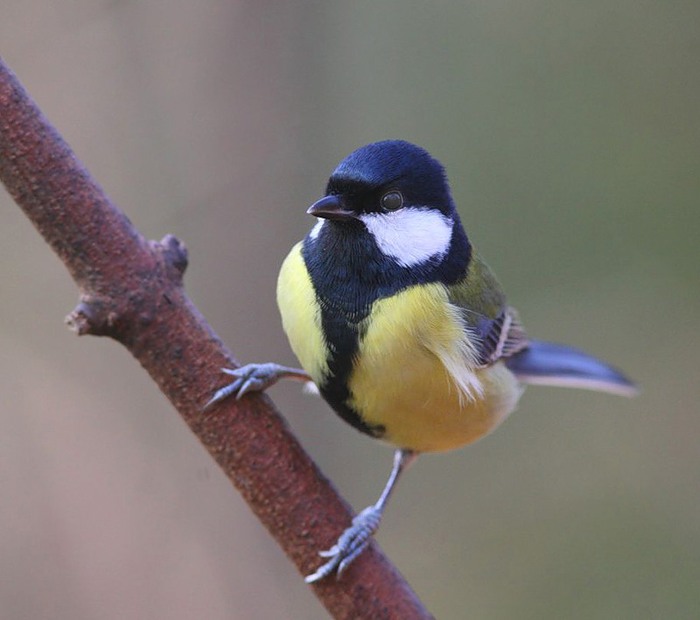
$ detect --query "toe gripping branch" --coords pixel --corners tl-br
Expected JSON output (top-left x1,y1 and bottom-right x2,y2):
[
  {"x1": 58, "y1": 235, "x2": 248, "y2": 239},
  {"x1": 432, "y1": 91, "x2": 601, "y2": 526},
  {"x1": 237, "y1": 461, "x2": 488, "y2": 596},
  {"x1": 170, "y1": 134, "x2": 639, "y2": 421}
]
[
  {"x1": 204, "y1": 362, "x2": 311, "y2": 409},
  {"x1": 306, "y1": 449, "x2": 418, "y2": 583}
]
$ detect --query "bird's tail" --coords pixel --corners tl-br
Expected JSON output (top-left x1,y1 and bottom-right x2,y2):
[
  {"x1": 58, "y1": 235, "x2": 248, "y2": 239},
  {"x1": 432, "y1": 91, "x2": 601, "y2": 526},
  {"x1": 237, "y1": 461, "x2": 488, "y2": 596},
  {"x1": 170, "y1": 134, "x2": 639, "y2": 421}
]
[{"x1": 504, "y1": 340, "x2": 638, "y2": 397}]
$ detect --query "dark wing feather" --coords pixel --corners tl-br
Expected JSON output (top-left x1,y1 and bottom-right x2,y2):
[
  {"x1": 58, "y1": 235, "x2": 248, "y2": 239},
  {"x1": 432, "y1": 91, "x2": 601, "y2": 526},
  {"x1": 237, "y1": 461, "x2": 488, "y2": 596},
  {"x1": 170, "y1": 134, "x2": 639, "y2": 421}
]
[{"x1": 473, "y1": 306, "x2": 529, "y2": 367}]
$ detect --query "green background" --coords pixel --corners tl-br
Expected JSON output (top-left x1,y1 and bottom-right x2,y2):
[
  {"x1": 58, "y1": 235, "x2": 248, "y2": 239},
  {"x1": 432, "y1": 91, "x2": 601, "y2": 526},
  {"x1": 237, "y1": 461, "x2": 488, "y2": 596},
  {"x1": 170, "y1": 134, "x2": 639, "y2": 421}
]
[{"x1": 1, "y1": 2, "x2": 698, "y2": 618}]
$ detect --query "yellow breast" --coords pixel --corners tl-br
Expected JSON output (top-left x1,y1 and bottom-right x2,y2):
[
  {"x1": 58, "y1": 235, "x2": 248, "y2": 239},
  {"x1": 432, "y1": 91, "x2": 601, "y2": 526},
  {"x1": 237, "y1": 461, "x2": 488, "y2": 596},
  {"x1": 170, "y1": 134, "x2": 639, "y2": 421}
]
[
  {"x1": 276, "y1": 242, "x2": 330, "y2": 384},
  {"x1": 348, "y1": 283, "x2": 522, "y2": 452}
]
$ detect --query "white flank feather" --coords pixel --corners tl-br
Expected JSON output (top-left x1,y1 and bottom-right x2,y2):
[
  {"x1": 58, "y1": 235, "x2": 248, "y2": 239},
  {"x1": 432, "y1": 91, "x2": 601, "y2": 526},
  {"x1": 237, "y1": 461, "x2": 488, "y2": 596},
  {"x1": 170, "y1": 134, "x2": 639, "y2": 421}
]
[{"x1": 431, "y1": 303, "x2": 484, "y2": 404}]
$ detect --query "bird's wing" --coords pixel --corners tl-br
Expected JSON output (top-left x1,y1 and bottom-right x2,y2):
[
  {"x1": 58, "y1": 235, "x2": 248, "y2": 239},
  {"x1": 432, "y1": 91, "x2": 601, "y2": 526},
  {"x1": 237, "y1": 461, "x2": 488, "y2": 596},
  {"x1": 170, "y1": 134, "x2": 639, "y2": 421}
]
[
  {"x1": 446, "y1": 253, "x2": 529, "y2": 369},
  {"x1": 472, "y1": 306, "x2": 529, "y2": 367}
]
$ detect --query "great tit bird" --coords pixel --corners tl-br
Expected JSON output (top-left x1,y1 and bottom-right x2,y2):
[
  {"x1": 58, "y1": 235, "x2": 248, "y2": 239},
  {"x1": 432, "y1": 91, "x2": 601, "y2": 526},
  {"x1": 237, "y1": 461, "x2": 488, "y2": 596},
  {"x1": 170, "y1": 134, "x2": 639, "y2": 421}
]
[{"x1": 206, "y1": 140, "x2": 637, "y2": 583}]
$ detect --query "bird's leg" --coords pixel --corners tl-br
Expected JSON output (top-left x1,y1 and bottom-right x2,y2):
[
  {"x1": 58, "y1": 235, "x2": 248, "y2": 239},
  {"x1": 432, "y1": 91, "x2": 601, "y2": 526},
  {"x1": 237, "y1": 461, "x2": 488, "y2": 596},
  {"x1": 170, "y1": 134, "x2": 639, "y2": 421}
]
[
  {"x1": 305, "y1": 448, "x2": 418, "y2": 583},
  {"x1": 204, "y1": 363, "x2": 312, "y2": 410}
]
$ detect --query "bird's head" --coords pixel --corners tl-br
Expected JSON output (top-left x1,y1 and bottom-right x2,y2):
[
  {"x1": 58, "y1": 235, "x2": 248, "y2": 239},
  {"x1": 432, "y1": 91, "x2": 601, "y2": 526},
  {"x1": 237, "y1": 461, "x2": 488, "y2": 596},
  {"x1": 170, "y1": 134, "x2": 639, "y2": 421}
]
[{"x1": 307, "y1": 140, "x2": 465, "y2": 270}]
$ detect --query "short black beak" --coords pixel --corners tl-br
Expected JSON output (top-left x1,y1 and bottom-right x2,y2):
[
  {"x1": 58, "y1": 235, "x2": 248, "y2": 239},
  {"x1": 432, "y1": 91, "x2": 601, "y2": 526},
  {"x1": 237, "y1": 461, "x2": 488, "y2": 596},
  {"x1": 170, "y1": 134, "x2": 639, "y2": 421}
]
[{"x1": 306, "y1": 195, "x2": 356, "y2": 221}]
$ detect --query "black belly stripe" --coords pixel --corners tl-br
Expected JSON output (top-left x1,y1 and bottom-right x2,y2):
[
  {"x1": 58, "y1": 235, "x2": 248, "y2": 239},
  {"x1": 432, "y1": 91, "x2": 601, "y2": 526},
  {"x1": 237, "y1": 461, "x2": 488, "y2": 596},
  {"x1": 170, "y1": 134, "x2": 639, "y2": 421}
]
[
  {"x1": 302, "y1": 218, "x2": 471, "y2": 439},
  {"x1": 305, "y1": 224, "x2": 385, "y2": 437}
]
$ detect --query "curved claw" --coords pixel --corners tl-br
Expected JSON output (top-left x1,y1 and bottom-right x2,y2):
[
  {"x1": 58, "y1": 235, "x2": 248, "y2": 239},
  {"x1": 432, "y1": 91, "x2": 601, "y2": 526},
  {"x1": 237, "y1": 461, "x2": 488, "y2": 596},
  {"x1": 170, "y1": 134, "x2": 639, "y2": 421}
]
[
  {"x1": 318, "y1": 546, "x2": 340, "y2": 559},
  {"x1": 203, "y1": 380, "x2": 243, "y2": 410},
  {"x1": 305, "y1": 554, "x2": 342, "y2": 584}
]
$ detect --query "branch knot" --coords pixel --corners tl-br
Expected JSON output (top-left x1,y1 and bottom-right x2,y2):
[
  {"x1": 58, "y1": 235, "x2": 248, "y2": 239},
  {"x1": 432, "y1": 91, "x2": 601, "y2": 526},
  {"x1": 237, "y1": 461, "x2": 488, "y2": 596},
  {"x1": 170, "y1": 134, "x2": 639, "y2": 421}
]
[{"x1": 153, "y1": 234, "x2": 188, "y2": 281}]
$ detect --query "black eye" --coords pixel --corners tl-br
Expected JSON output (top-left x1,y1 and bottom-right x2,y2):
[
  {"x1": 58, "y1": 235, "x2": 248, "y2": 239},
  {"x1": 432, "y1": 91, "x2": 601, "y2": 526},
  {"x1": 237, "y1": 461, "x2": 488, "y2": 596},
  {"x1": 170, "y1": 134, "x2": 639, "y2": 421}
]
[{"x1": 381, "y1": 190, "x2": 403, "y2": 211}]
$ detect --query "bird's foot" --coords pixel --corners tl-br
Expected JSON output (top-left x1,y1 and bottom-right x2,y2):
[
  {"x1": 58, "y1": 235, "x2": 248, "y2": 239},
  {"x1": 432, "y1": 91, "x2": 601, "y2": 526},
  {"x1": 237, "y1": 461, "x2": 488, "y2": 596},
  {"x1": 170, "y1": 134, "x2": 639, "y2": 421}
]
[
  {"x1": 305, "y1": 504, "x2": 383, "y2": 583},
  {"x1": 204, "y1": 363, "x2": 310, "y2": 409}
]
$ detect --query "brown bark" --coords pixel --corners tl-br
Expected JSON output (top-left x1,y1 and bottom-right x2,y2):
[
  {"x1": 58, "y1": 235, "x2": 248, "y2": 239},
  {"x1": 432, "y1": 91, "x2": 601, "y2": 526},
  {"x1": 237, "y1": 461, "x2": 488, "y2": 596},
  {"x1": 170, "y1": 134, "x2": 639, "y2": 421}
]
[{"x1": 0, "y1": 57, "x2": 433, "y2": 620}]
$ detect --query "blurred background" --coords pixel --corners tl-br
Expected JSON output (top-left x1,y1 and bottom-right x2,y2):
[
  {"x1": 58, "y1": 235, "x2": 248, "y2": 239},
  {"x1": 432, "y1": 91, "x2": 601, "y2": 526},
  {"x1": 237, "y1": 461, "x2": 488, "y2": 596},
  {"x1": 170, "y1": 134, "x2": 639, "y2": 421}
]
[{"x1": 1, "y1": 2, "x2": 699, "y2": 618}]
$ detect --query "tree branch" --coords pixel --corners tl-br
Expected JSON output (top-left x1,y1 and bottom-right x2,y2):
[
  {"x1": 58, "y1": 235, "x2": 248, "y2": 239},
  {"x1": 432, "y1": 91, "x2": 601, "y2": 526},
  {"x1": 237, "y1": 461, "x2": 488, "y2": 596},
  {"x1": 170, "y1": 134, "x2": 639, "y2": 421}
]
[{"x1": 0, "y1": 57, "x2": 433, "y2": 619}]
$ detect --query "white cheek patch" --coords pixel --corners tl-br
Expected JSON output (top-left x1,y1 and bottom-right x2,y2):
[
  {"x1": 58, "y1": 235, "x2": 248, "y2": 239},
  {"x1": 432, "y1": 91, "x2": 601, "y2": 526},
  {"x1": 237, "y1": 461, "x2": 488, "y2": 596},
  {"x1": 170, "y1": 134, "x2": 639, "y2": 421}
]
[{"x1": 360, "y1": 208, "x2": 453, "y2": 267}]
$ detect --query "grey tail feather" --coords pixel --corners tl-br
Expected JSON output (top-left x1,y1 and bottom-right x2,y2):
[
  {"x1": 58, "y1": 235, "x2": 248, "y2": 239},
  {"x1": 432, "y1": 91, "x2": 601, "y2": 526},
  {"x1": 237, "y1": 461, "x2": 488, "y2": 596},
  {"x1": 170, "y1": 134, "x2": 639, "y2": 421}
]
[{"x1": 504, "y1": 340, "x2": 638, "y2": 397}]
